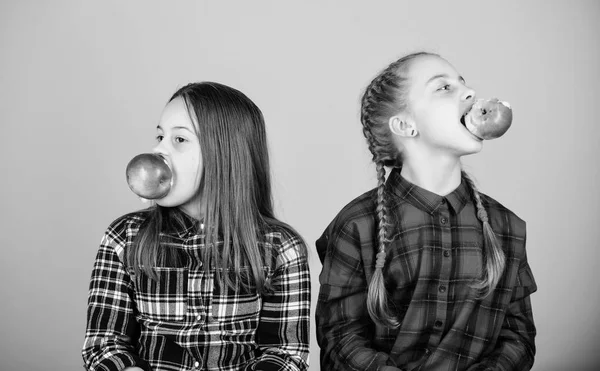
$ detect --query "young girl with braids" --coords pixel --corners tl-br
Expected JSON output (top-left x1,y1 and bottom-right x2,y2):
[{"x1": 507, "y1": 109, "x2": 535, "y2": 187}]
[
  {"x1": 316, "y1": 53, "x2": 536, "y2": 371},
  {"x1": 83, "y1": 82, "x2": 310, "y2": 371}
]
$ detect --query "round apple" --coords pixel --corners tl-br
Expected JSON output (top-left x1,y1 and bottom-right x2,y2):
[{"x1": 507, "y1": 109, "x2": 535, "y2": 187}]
[
  {"x1": 465, "y1": 98, "x2": 513, "y2": 140},
  {"x1": 125, "y1": 153, "x2": 173, "y2": 199}
]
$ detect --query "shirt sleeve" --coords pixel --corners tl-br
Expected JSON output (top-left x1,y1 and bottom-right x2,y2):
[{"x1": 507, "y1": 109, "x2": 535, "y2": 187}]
[
  {"x1": 315, "y1": 223, "x2": 394, "y2": 371},
  {"x1": 467, "y1": 236, "x2": 537, "y2": 371},
  {"x1": 82, "y1": 230, "x2": 151, "y2": 371},
  {"x1": 248, "y1": 233, "x2": 311, "y2": 371}
]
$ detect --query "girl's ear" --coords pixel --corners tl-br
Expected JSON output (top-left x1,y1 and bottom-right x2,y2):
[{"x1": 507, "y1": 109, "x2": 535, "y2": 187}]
[{"x1": 389, "y1": 115, "x2": 417, "y2": 137}]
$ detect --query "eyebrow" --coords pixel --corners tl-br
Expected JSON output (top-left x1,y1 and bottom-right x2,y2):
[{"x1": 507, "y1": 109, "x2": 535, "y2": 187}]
[
  {"x1": 156, "y1": 125, "x2": 194, "y2": 133},
  {"x1": 426, "y1": 74, "x2": 466, "y2": 85}
]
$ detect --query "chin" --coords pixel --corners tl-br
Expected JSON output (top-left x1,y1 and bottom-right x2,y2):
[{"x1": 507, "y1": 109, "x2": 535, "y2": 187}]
[
  {"x1": 154, "y1": 193, "x2": 185, "y2": 208},
  {"x1": 471, "y1": 140, "x2": 484, "y2": 152},
  {"x1": 461, "y1": 141, "x2": 483, "y2": 156},
  {"x1": 154, "y1": 198, "x2": 177, "y2": 208},
  {"x1": 452, "y1": 138, "x2": 483, "y2": 157}
]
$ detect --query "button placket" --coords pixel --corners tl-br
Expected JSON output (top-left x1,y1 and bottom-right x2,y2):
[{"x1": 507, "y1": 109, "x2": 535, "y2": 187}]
[
  {"x1": 436, "y1": 205, "x2": 451, "y2": 337},
  {"x1": 184, "y1": 236, "x2": 206, "y2": 324}
]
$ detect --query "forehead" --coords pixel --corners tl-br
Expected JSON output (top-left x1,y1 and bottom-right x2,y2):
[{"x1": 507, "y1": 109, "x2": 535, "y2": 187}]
[
  {"x1": 158, "y1": 97, "x2": 197, "y2": 130},
  {"x1": 406, "y1": 55, "x2": 461, "y2": 88}
]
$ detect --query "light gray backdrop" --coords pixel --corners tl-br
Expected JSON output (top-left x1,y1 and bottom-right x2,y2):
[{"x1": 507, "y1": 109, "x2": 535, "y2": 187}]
[{"x1": 1, "y1": 1, "x2": 598, "y2": 370}]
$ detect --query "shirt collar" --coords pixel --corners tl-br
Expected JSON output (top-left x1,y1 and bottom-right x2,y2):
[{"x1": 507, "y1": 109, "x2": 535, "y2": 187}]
[
  {"x1": 386, "y1": 167, "x2": 470, "y2": 215},
  {"x1": 159, "y1": 208, "x2": 203, "y2": 239}
]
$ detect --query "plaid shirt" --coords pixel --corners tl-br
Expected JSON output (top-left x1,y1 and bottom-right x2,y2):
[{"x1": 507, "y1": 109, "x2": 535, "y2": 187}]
[
  {"x1": 316, "y1": 168, "x2": 536, "y2": 371},
  {"x1": 83, "y1": 211, "x2": 310, "y2": 371}
]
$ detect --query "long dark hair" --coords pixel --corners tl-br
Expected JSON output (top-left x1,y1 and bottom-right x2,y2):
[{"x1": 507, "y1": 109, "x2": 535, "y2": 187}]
[
  {"x1": 360, "y1": 53, "x2": 506, "y2": 327},
  {"x1": 127, "y1": 82, "x2": 289, "y2": 292}
]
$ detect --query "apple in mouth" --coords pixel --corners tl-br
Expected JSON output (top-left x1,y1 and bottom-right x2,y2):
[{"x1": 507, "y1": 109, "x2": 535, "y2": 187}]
[
  {"x1": 125, "y1": 153, "x2": 173, "y2": 199},
  {"x1": 460, "y1": 98, "x2": 513, "y2": 140}
]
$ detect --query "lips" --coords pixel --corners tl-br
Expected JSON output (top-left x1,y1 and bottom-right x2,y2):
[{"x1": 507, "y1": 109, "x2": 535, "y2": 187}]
[{"x1": 459, "y1": 102, "x2": 475, "y2": 127}]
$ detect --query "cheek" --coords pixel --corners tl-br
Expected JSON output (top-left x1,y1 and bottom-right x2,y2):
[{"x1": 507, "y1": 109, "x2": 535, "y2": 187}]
[
  {"x1": 414, "y1": 104, "x2": 449, "y2": 128},
  {"x1": 191, "y1": 155, "x2": 202, "y2": 181}
]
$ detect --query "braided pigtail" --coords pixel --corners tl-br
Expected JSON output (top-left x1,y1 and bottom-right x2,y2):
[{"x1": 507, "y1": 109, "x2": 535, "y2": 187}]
[
  {"x1": 360, "y1": 52, "x2": 435, "y2": 327},
  {"x1": 462, "y1": 171, "x2": 506, "y2": 298},
  {"x1": 366, "y1": 160, "x2": 400, "y2": 328},
  {"x1": 360, "y1": 70, "x2": 401, "y2": 328}
]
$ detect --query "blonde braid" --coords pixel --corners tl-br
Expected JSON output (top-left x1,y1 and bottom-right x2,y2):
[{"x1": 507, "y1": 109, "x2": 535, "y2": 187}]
[
  {"x1": 461, "y1": 171, "x2": 506, "y2": 298},
  {"x1": 361, "y1": 77, "x2": 400, "y2": 328},
  {"x1": 365, "y1": 160, "x2": 400, "y2": 328},
  {"x1": 360, "y1": 52, "x2": 436, "y2": 327}
]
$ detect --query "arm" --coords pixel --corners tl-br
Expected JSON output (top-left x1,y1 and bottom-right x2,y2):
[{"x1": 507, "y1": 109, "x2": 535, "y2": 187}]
[
  {"x1": 315, "y1": 227, "x2": 399, "y2": 371},
  {"x1": 467, "y1": 244, "x2": 537, "y2": 371},
  {"x1": 82, "y1": 232, "x2": 151, "y2": 371},
  {"x1": 248, "y1": 234, "x2": 311, "y2": 371}
]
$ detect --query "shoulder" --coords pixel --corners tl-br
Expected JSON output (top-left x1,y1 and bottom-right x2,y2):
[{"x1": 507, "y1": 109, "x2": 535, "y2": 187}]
[
  {"x1": 480, "y1": 193, "x2": 526, "y2": 240},
  {"x1": 261, "y1": 219, "x2": 308, "y2": 269},
  {"x1": 326, "y1": 188, "x2": 378, "y2": 238},
  {"x1": 315, "y1": 188, "x2": 378, "y2": 262},
  {"x1": 91, "y1": 209, "x2": 151, "y2": 264},
  {"x1": 102, "y1": 209, "x2": 151, "y2": 247}
]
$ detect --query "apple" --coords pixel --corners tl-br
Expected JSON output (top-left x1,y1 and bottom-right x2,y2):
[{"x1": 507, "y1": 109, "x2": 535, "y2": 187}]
[
  {"x1": 464, "y1": 98, "x2": 513, "y2": 140},
  {"x1": 125, "y1": 153, "x2": 172, "y2": 199}
]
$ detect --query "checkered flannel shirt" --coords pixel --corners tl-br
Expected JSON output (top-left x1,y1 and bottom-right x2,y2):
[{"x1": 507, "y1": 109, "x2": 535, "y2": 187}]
[
  {"x1": 316, "y1": 168, "x2": 536, "y2": 371},
  {"x1": 83, "y1": 210, "x2": 310, "y2": 371}
]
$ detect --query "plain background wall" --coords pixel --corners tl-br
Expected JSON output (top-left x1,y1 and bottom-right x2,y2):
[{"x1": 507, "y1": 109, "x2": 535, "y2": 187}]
[{"x1": 1, "y1": 1, "x2": 598, "y2": 370}]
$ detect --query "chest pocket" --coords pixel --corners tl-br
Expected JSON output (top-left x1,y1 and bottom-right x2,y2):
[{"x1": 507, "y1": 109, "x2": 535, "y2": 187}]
[
  {"x1": 210, "y1": 267, "x2": 263, "y2": 325},
  {"x1": 132, "y1": 267, "x2": 189, "y2": 322}
]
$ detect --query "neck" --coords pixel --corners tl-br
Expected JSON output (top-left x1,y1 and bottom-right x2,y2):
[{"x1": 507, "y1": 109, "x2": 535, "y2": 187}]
[
  {"x1": 400, "y1": 152, "x2": 462, "y2": 196},
  {"x1": 179, "y1": 193, "x2": 205, "y2": 220}
]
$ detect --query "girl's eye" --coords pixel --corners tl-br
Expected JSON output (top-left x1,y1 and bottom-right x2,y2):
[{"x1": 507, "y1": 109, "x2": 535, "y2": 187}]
[
  {"x1": 438, "y1": 84, "x2": 451, "y2": 91},
  {"x1": 156, "y1": 135, "x2": 164, "y2": 142},
  {"x1": 175, "y1": 137, "x2": 187, "y2": 144}
]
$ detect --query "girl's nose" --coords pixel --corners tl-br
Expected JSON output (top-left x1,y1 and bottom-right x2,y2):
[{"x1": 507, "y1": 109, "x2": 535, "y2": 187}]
[
  {"x1": 462, "y1": 87, "x2": 476, "y2": 102},
  {"x1": 152, "y1": 141, "x2": 168, "y2": 157}
]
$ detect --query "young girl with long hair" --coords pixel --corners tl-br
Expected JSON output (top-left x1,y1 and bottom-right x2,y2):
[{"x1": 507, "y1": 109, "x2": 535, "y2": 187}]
[
  {"x1": 83, "y1": 82, "x2": 310, "y2": 371},
  {"x1": 316, "y1": 52, "x2": 536, "y2": 371}
]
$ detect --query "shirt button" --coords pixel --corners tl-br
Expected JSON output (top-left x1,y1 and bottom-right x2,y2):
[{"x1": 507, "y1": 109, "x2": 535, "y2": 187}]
[
  {"x1": 439, "y1": 285, "x2": 447, "y2": 293},
  {"x1": 197, "y1": 315, "x2": 202, "y2": 321},
  {"x1": 435, "y1": 320, "x2": 443, "y2": 328},
  {"x1": 194, "y1": 361, "x2": 200, "y2": 368},
  {"x1": 440, "y1": 217, "x2": 448, "y2": 224},
  {"x1": 443, "y1": 250, "x2": 450, "y2": 257}
]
